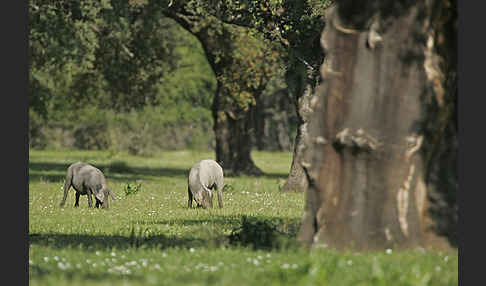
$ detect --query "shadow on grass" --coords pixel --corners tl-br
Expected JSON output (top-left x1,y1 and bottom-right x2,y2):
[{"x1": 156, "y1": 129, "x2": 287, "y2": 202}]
[
  {"x1": 29, "y1": 232, "x2": 208, "y2": 251},
  {"x1": 224, "y1": 171, "x2": 289, "y2": 180},
  {"x1": 28, "y1": 161, "x2": 189, "y2": 183},
  {"x1": 29, "y1": 216, "x2": 302, "y2": 251},
  {"x1": 133, "y1": 216, "x2": 244, "y2": 228},
  {"x1": 134, "y1": 215, "x2": 301, "y2": 230},
  {"x1": 28, "y1": 161, "x2": 289, "y2": 183}
]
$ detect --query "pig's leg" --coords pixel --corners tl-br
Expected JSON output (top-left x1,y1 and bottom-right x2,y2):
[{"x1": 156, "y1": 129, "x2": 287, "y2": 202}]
[
  {"x1": 187, "y1": 187, "x2": 193, "y2": 208},
  {"x1": 87, "y1": 190, "x2": 93, "y2": 208},
  {"x1": 216, "y1": 185, "x2": 223, "y2": 209},
  {"x1": 74, "y1": 192, "x2": 80, "y2": 207},
  {"x1": 59, "y1": 168, "x2": 73, "y2": 207}
]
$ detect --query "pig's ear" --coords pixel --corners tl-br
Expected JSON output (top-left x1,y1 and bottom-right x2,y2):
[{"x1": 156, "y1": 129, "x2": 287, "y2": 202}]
[{"x1": 93, "y1": 185, "x2": 105, "y2": 202}]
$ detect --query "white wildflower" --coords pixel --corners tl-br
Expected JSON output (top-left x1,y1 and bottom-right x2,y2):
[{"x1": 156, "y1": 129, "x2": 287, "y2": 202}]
[
  {"x1": 386, "y1": 249, "x2": 392, "y2": 254},
  {"x1": 108, "y1": 265, "x2": 131, "y2": 275},
  {"x1": 57, "y1": 262, "x2": 72, "y2": 270},
  {"x1": 281, "y1": 263, "x2": 290, "y2": 269}
]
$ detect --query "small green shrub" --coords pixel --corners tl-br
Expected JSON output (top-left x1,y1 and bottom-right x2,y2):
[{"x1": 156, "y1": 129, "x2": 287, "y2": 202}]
[
  {"x1": 124, "y1": 182, "x2": 142, "y2": 197},
  {"x1": 228, "y1": 216, "x2": 299, "y2": 250}
]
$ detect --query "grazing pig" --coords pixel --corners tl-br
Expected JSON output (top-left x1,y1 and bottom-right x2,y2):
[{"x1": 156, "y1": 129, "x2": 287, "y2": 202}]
[
  {"x1": 188, "y1": 160, "x2": 224, "y2": 209},
  {"x1": 59, "y1": 162, "x2": 116, "y2": 209}
]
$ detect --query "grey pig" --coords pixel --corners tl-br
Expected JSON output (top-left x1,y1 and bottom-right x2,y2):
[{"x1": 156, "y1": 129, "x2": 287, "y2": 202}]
[
  {"x1": 59, "y1": 162, "x2": 116, "y2": 209},
  {"x1": 188, "y1": 160, "x2": 224, "y2": 209}
]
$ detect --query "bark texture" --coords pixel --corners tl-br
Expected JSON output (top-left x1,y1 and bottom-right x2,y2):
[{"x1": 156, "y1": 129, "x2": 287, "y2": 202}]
[
  {"x1": 212, "y1": 83, "x2": 263, "y2": 176},
  {"x1": 298, "y1": 1, "x2": 456, "y2": 251},
  {"x1": 280, "y1": 60, "x2": 320, "y2": 193}
]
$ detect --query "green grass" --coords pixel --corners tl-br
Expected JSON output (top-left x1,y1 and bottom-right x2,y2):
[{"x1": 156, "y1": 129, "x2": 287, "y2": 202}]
[{"x1": 29, "y1": 149, "x2": 458, "y2": 286}]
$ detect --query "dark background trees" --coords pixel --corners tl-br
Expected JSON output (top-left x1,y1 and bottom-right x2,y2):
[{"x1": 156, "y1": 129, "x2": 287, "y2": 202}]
[
  {"x1": 29, "y1": 0, "x2": 331, "y2": 177},
  {"x1": 28, "y1": 0, "x2": 292, "y2": 156}
]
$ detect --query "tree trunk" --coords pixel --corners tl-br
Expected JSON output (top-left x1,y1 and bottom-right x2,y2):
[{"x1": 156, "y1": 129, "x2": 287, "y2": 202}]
[
  {"x1": 165, "y1": 13, "x2": 264, "y2": 176},
  {"x1": 212, "y1": 83, "x2": 264, "y2": 176},
  {"x1": 280, "y1": 61, "x2": 318, "y2": 193},
  {"x1": 298, "y1": 2, "x2": 456, "y2": 251}
]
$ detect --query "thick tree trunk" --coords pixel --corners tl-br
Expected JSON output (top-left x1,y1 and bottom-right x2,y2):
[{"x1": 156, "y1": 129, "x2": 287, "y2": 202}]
[
  {"x1": 212, "y1": 83, "x2": 264, "y2": 176},
  {"x1": 280, "y1": 62, "x2": 318, "y2": 193},
  {"x1": 279, "y1": 98, "x2": 310, "y2": 192},
  {"x1": 165, "y1": 13, "x2": 264, "y2": 176},
  {"x1": 298, "y1": 2, "x2": 456, "y2": 251}
]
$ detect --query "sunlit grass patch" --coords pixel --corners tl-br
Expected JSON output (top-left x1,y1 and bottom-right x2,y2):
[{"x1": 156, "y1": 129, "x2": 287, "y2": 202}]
[{"x1": 29, "y1": 149, "x2": 457, "y2": 286}]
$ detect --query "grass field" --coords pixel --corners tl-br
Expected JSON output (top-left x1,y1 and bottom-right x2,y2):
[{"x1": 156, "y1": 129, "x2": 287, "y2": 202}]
[{"x1": 29, "y1": 149, "x2": 458, "y2": 286}]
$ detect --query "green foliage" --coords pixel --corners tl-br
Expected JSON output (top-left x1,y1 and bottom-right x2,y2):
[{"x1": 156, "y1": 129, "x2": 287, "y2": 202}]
[
  {"x1": 28, "y1": 2, "x2": 217, "y2": 153},
  {"x1": 28, "y1": 0, "x2": 328, "y2": 159},
  {"x1": 217, "y1": 26, "x2": 285, "y2": 112},
  {"x1": 124, "y1": 182, "x2": 142, "y2": 197},
  {"x1": 29, "y1": 0, "x2": 106, "y2": 115},
  {"x1": 228, "y1": 216, "x2": 299, "y2": 250},
  {"x1": 95, "y1": 8, "x2": 185, "y2": 111},
  {"x1": 162, "y1": 0, "x2": 330, "y2": 142},
  {"x1": 28, "y1": 0, "x2": 307, "y2": 156},
  {"x1": 28, "y1": 0, "x2": 216, "y2": 118}
]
